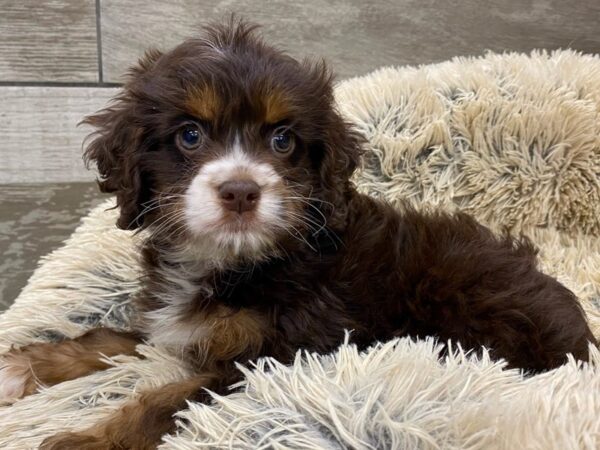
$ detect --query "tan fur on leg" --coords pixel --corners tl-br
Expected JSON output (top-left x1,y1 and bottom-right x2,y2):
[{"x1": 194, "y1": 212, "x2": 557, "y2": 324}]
[
  {"x1": 40, "y1": 372, "x2": 221, "y2": 450},
  {"x1": 0, "y1": 328, "x2": 141, "y2": 403}
]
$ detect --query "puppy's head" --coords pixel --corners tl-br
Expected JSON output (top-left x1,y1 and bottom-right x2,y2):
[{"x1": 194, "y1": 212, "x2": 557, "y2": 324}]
[{"x1": 85, "y1": 20, "x2": 362, "y2": 262}]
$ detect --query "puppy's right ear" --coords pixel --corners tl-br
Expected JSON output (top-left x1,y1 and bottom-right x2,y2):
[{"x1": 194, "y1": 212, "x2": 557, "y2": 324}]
[{"x1": 83, "y1": 49, "x2": 162, "y2": 230}]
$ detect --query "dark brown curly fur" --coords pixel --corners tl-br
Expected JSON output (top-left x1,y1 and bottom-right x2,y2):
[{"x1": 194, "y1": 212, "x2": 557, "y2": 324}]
[{"x1": 3, "y1": 19, "x2": 594, "y2": 449}]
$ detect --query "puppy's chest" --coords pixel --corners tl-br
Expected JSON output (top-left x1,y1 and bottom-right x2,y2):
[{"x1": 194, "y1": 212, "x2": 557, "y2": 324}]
[
  {"x1": 143, "y1": 257, "x2": 335, "y2": 359},
  {"x1": 143, "y1": 260, "x2": 269, "y2": 360}
]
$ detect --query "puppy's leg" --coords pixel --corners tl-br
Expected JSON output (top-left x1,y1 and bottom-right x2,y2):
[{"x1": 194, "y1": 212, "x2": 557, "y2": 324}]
[
  {"x1": 0, "y1": 328, "x2": 141, "y2": 403},
  {"x1": 40, "y1": 372, "x2": 224, "y2": 450}
]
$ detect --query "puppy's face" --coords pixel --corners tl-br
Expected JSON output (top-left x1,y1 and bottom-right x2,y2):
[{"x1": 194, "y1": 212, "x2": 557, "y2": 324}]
[{"x1": 85, "y1": 22, "x2": 362, "y2": 262}]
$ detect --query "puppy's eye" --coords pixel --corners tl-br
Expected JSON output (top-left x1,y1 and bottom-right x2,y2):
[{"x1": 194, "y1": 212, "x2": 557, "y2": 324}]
[
  {"x1": 271, "y1": 128, "x2": 295, "y2": 154},
  {"x1": 177, "y1": 124, "x2": 203, "y2": 150}
]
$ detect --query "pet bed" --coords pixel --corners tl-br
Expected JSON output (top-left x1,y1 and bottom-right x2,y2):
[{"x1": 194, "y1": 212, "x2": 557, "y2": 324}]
[{"x1": 1, "y1": 49, "x2": 599, "y2": 449}]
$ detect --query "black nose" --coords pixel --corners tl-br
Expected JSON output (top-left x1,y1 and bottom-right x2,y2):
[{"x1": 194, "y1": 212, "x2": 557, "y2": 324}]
[{"x1": 218, "y1": 180, "x2": 261, "y2": 214}]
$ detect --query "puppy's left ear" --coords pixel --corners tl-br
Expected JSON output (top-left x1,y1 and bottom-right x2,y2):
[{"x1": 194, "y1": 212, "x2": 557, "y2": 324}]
[
  {"x1": 318, "y1": 109, "x2": 364, "y2": 228},
  {"x1": 303, "y1": 60, "x2": 364, "y2": 228},
  {"x1": 82, "y1": 49, "x2": 163, "y2": 230}
]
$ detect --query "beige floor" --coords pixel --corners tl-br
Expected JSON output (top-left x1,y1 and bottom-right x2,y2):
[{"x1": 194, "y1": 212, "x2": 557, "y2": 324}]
[{"x1": 0, "y1": 183, "x2": 107, "y2": 310}]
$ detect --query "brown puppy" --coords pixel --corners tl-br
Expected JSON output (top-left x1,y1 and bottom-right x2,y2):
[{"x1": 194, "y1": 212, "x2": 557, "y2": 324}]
[{"x1": 0, "y1": 20, "x2": 595, "y2": 449}]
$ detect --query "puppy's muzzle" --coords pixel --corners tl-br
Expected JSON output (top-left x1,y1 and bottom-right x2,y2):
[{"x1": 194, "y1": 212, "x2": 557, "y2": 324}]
[{"x1": 218, "y1": 180, "x2": 261, "y2": 214}]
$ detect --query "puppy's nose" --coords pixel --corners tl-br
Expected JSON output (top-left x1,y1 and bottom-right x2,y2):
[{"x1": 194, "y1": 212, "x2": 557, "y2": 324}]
[{"x1": 218, "y1": 180, "x2": 261, "y2": 214}]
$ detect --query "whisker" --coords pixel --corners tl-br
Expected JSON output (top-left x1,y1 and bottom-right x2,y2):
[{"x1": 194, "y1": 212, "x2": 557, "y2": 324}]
[
  {"x1": 149, "y1": 210, "x2": 188, "y2": 238},
  {"x1": 284, "y1": 211, "x2": 326, "y2": 236},
  {"x1": 284, "y1": 223, "x2": 317, "y2": 252},
  {"x1": 280, "y1": 201, "x2": 343, "y2": 249},
  {"x1": 127, "y1": 193, "x2": 187, "y2": 229},
  {"x1": 282, "y1": 196, "x2": 335, "y2": 209}
]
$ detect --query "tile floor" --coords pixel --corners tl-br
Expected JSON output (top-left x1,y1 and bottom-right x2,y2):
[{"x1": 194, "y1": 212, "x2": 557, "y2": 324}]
[{"x1": 0, "y1": 183, "x2": 107, "y2": 310}]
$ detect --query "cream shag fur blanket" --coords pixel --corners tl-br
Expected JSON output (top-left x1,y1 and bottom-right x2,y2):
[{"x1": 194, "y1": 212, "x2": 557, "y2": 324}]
[{"x1": 1, "y1": 49, "x2": 600, "y2": 449}]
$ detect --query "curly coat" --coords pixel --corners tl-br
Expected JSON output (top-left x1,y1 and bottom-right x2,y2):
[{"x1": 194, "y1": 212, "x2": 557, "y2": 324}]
[{"x1": 1, "y1": 20, "x2": 594, "y2": 450}]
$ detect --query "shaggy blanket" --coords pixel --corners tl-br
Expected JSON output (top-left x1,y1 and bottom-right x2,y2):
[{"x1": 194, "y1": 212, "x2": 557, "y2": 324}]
[{"x1": 1, "y1": 49, "x2": 600, "y2": 449}]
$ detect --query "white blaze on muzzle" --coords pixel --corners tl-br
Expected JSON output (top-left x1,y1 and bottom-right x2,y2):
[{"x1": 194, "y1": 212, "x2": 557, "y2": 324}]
[{"x1": 183, "y1": 141, "x2": 283, "y2": 255}]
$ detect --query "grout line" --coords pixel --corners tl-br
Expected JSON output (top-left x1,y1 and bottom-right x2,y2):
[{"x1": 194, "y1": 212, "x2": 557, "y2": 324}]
[
  {"x1": 95, "y1": 0, "x2": 104, "y2": 83},
  {"x1": 0, "y1": 81, "x2": 122, "y2": 88}
]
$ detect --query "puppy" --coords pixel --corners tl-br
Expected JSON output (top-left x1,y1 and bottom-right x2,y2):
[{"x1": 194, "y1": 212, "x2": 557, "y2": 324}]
[{"x1": 0, "y1": 20, "x2": 595, "y2": 449}]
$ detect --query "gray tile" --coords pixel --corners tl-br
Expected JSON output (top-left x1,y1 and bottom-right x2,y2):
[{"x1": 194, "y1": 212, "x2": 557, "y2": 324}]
[
  {"x1": 0, "y1": 183, "x2": 108, "y2": 310},
  {"x1": 0, "y1": 0, "x2": 98, "y2": 82},
  {"x1": 100, "y1": 0, "x2": 600, "y2": 83},
  {"x1": 0, "y1": 86, "x2": 119, "y2": 183}
]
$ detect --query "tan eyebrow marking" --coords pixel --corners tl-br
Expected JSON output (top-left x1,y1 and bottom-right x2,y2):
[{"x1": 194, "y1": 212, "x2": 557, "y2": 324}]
[
  {"x1": 264, "y1": 90, "x2": 291, "y2": 124},
  {"x1": 186, "y1": 85, "x2": 221, "y2": 121}
]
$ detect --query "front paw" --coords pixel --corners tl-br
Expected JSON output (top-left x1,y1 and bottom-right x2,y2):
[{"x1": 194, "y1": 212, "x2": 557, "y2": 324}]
[
  {"x1": 40, "y1": 432, "x2": 108, "y2": 450},
  {"x1": 0, "y1": 351, "x2": 36, "y2": 404}
]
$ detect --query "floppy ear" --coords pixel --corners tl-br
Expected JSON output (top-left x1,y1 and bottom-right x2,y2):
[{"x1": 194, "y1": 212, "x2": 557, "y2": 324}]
[
  {"x1": 318, "y1": 113, "x2": 364, "y2": 228},
  {"x1": 302, "y1": 60, "x2": 364, "y2": 229},
  {"x1": 82, "y1": 49, "x2": 162, "y2": 230}
]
